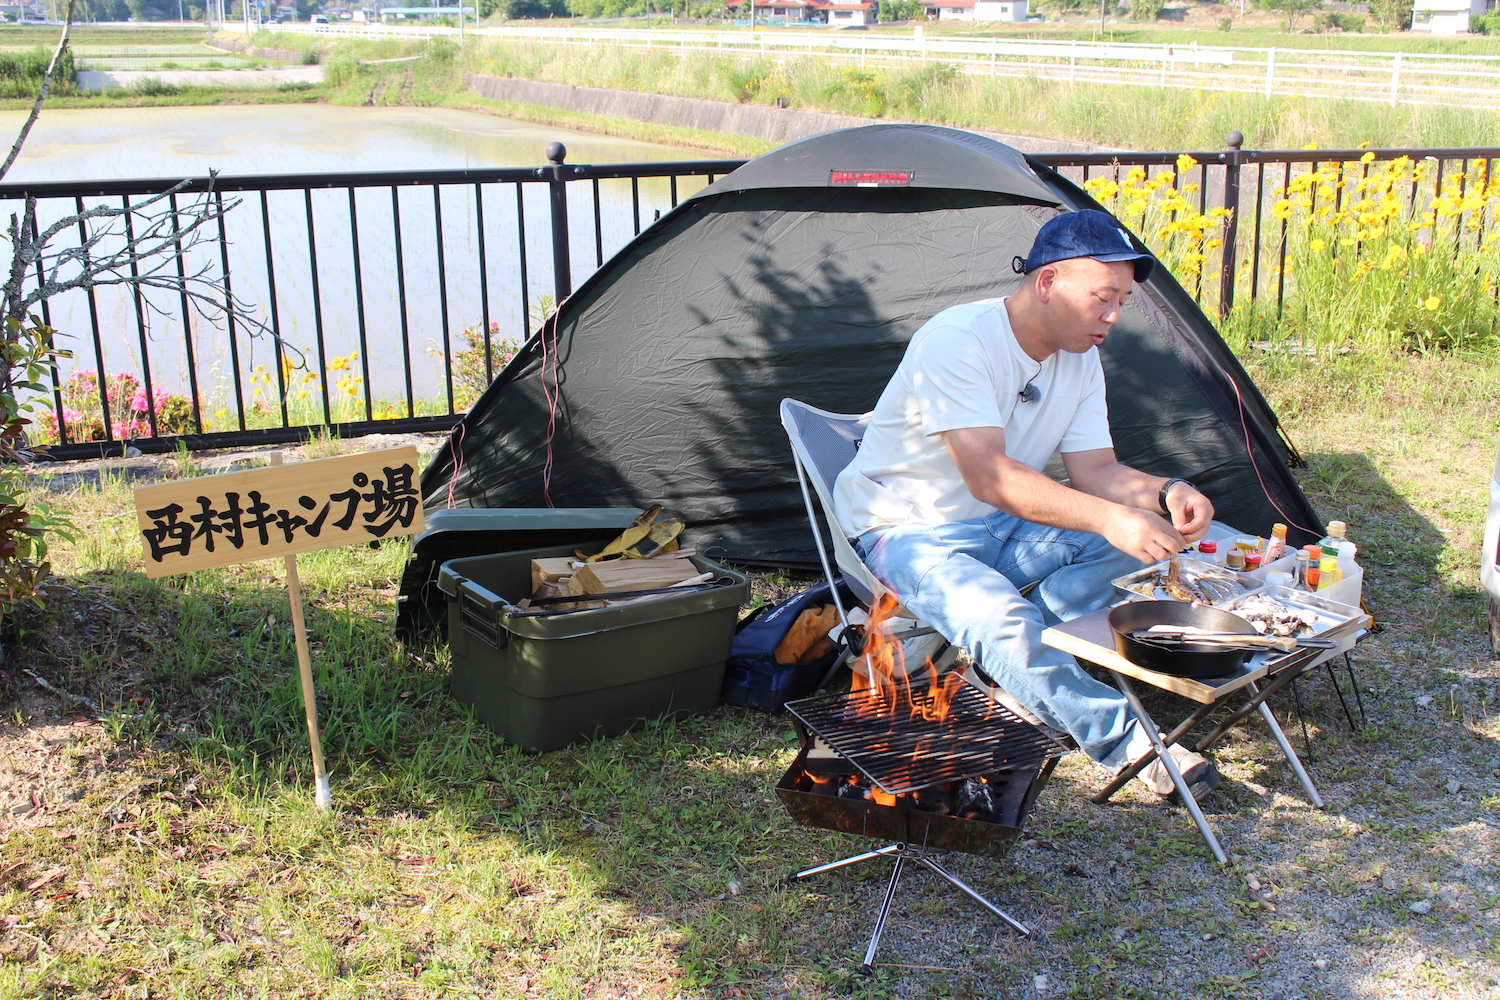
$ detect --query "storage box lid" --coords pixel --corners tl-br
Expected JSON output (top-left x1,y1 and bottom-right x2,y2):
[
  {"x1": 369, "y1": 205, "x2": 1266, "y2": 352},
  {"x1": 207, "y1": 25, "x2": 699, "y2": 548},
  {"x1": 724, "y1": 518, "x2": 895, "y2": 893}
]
[
  {"x1": 437, "y1": 545, "x2": 749, "y2": 640},
  {"x1": 396, "y1": 507, "x2": 643, "y2": 639}
]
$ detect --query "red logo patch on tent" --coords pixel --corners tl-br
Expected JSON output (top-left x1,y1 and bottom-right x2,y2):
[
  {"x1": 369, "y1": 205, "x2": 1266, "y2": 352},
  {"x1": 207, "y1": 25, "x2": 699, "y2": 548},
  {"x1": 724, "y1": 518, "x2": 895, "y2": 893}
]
[{"x1": 830, "y1": 170, "x2": 913, "y2": 187}]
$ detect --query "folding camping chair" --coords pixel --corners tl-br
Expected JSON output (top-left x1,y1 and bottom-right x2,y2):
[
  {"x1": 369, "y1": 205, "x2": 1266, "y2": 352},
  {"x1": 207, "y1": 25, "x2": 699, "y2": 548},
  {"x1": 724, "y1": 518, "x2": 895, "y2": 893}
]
[{"x1": 778, "y1": 398, "x2": 951, "y2": 687}]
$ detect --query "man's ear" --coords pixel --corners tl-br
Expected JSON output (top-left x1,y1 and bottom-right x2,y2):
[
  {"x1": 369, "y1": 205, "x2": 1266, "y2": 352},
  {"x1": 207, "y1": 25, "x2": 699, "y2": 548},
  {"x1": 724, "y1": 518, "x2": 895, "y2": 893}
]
[{"x1": 1033, "y1": 263, "x2": 1060, "y2": 304}]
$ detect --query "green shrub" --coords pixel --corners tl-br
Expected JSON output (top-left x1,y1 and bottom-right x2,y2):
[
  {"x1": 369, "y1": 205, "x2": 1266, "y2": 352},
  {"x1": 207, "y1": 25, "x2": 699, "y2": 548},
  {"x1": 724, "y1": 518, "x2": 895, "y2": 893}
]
[
  {"x1": 1474, "y1": 10, "x2": 1500, "y2": 33},
  {"x1": 425, "y1": 36, "x2": 458, "y2": 64},
  {"x1": 1218, "y1": 15, "x2": 1232, "y2": 29},
  {"x1": 322, "y1": 46, "x2": 360, "y2": 86},
  {"x1": 132, "y1": 76, "x2": 181, "y2": 97},
  {"x1": 1131, "y1": 0, "x2": 1166, "y2": 21}
]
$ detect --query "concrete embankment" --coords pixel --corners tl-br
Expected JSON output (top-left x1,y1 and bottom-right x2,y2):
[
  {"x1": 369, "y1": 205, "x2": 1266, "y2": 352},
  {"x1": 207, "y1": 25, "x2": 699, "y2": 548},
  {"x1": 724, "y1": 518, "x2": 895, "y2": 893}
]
[
  {"x1": 465, "y1": 73, "x2": 1107, "y2": 154},
  {"x1": 76, "y1": 67, "x2": 325, "y2": 90}
]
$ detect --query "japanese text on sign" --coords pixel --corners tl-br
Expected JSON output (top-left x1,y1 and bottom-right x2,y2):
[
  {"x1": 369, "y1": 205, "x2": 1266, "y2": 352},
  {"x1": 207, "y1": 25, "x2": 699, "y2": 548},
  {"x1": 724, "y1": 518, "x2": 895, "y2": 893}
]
[{"x1": 133, "y1": 447, "x2": 426, "y2": 577}]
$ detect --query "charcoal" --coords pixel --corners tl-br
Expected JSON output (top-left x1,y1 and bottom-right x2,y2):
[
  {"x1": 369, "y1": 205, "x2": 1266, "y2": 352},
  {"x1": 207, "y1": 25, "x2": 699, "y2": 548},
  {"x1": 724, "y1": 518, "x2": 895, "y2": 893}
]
[
  {"x1": 836, "y1": 777, "x2": 869, "y2": 799},
  {"x1": 955, "y1": 777, "x2": 998, "y2": 821},
  {"x1": 914, "y1": 782, "x2": 955, "y2": 816}
]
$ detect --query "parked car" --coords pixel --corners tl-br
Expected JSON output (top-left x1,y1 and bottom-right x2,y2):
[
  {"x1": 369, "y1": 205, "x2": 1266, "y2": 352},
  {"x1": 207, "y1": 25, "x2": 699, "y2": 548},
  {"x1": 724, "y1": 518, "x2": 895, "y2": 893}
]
[
  {"x1": 1484, "y1": 437, "x2": 1500, "y2": 655},
  {"x1": 310, "y1": 13, "x2": 329, "y2": 22}
]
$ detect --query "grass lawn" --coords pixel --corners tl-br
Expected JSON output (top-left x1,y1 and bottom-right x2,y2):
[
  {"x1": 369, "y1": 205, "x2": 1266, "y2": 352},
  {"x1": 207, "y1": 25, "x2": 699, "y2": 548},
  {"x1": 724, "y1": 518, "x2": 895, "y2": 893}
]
[{"x1": 2, "y1": 350, "x2": 1498, "y2": 998}]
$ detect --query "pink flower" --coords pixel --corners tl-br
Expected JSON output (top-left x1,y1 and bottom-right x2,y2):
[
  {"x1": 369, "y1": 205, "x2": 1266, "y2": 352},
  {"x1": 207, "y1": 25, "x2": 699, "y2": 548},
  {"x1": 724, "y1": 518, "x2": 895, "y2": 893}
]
[{"x1": 130, "y1": 393, "x2": 148, "y2": 412}]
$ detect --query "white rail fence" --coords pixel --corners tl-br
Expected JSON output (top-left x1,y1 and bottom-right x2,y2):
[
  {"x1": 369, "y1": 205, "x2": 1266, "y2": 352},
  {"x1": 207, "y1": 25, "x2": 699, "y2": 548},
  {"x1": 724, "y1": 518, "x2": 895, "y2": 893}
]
[{"x1": 261, "y1": 22, "x2": 1500, "y2": 108}]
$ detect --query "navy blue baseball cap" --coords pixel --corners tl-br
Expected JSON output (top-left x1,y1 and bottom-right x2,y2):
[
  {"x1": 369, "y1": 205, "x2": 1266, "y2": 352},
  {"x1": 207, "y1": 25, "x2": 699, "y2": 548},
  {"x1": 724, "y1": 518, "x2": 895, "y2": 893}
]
[{"x1": 1012, "y1": 210, "x2": 1155, "y2": 283}]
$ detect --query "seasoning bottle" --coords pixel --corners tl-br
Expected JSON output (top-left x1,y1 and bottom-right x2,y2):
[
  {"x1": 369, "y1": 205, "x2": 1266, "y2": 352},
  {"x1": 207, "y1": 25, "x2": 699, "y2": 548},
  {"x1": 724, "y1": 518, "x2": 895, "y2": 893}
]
[
  {"x1": 1225, "y1": 550, "x2": 1246, "y2": 572},
  {"x1": 1196, "y1": 539, "x2": 1220, "y2": 564},
  {"x1": 1304, "y1": 549, "x2": 1321, "y2": 590},
  {"x1": 1317, "y1": 555, "x2": 1340, "y2": 590},
  {"x1": 1235, "y1": 536, "x2": 1259, "y2": 558},
  {"x1": 1261, "y1": 523, "x2": 1288, "y2": 564},
  {"x1": 1317, "y1": 520, "x2": 1348, "y2": 554},
  {"x1": 1244, "y1": 552, "x2": 1263, "y2": 571},
  {"x1": 1293, "y1": 549, "x2": 1310, "y2": 589}
]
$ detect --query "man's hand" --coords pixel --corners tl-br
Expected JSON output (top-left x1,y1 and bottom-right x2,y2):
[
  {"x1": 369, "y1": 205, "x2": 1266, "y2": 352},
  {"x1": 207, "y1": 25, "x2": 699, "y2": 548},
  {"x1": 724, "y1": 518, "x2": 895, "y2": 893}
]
[
  {"x1": 1101, "y1": 506, "x2": 1187, "y2": 564},
  {"x1": 1164, "y1": 481, "x2": 1213, "y2": 543}
]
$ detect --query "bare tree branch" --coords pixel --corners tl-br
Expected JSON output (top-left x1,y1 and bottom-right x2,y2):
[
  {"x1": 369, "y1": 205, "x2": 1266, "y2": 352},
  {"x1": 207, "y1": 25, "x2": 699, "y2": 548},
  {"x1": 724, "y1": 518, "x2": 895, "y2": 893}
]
[{"x1": 0, "y1": 0, "x2": 77, "y2": 186}]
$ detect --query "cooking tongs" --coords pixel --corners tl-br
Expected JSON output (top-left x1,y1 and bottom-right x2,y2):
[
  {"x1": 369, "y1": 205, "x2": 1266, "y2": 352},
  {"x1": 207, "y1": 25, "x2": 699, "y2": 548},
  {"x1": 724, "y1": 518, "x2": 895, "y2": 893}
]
[{"x1": 1125, "y1": 627, "x2": 1338, "y2": 653}]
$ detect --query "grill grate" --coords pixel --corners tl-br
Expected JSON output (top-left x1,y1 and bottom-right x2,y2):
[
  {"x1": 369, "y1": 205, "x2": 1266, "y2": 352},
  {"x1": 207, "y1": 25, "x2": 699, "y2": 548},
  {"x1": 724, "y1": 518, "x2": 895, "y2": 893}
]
[{"x1": 785, "y1": 678, "x2": 1065, "y2": 795}]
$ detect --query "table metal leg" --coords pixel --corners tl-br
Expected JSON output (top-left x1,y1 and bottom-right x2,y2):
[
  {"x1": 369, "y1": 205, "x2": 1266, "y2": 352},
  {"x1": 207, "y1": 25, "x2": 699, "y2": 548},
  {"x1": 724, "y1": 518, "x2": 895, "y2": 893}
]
[
  {"x1": 1116, "y1": 676, "x2": 1227, "y2": 864},
  {"x1": 1093, "y1": 699, "x2": 1220, "y2": 804},
  {"x1": 1194, "y1": 651, "x2": 1319, "y2": 753},
  {"x1": 1249, "y1": 681, "x2": 1325, "y2": 809},
  {"x1": 1325, "y1": 657, "x2": 1358, "y2": 733},
  {"x1": 1344, "y1": 652, "x2": 1368, "y2": 726}
]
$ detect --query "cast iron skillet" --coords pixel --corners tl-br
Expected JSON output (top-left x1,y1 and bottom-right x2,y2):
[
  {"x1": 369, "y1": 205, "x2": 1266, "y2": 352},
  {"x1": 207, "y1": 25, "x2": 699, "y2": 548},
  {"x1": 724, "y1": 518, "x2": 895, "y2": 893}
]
[{"x1": 1107, "y1": 601, "x2": 1260, "y2": 679}]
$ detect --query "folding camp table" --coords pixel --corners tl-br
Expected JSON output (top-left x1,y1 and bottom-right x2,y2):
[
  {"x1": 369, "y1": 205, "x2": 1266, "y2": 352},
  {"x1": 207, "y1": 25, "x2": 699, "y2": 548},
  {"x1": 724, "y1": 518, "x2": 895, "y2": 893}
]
[{"x1": 1042, "y1": 605, "x2": 1370, "y2": 863}]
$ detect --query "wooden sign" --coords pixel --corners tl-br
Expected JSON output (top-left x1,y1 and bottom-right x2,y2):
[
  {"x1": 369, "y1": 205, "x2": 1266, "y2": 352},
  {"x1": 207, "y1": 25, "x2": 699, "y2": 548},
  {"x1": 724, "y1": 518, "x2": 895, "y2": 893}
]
[{"x1": 133, "y1": 446, "x2": 425, "y2": 577}]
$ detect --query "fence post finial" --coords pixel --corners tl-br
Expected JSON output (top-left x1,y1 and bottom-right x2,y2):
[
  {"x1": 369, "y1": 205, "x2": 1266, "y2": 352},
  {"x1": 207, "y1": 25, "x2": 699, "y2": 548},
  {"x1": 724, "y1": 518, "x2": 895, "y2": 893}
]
[
  {"x1": 547, "y1": 142, "x2": 572, "y2": 300},
  {"x1": 1217, "y1": 130, "x2": 1245, "y2": 320}
]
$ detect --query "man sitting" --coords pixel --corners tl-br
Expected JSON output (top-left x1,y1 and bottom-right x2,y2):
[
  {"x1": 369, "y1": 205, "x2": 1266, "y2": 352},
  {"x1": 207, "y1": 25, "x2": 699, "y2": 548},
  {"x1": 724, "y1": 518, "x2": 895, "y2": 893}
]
[{"x1": 831, "y1": 210, "x2": 1220, "y2": 801}]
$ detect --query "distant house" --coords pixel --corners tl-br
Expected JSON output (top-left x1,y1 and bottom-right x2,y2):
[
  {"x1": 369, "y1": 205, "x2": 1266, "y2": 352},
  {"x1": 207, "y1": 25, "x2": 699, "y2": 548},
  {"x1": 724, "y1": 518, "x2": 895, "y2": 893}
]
[
  {"x1": 927, "y1": 0, "x2": 975, "y2": 19},
  {"x1": 378, "y1": 5, "x2": 477, "y2": 21},
  {"x1": 825, "y1": 1, "x2": 876, "y2": 23},
  {"x1": 728, "y1": 0, "x2": 879, "y2": 23},
  {"x1": 1411, "y1": 0, "x2": 1493, "y2": 32},
  {"x1": 973, "y1": 0, "x2": 1027, "y2": 18}
]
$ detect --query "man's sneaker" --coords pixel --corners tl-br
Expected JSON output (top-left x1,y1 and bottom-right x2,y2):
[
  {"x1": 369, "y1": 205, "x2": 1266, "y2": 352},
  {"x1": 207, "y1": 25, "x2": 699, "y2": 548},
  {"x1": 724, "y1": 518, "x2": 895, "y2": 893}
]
[{"x1": 1136, "y1": 744, "x2": 1221, "y2": 803}]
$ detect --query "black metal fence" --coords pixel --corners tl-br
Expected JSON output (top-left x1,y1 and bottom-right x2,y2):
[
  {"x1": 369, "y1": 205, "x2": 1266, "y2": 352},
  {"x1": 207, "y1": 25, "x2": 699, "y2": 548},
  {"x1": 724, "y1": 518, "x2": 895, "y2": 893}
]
[{"x1": 11, "y1": 137, "x2": 1497, "y2": 460}]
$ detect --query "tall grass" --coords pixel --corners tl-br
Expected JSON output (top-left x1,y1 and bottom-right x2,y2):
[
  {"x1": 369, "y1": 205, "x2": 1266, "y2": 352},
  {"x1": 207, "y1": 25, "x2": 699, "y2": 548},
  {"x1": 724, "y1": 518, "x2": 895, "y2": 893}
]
[
  {"x1": 461, "y1": 37, "x2": 1500, "y2": 150},
  {"x1": 0, "y1": 45, "x2": 75, "y2": 98}
]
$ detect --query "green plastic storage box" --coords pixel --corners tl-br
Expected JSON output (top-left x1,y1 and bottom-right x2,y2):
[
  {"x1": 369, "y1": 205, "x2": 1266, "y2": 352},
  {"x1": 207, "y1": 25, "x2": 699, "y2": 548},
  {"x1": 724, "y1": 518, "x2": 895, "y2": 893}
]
[{"x1": 437, "y1": 545, "x2": 749, "y2": 752}]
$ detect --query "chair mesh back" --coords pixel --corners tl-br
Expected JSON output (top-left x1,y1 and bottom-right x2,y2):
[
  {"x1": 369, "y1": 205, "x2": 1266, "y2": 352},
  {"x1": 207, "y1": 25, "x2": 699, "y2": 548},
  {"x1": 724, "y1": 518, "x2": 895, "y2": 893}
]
[
  {"x1": 781, "y1": 400, "x2": 882, "y2": 608},
  {"x1": 785, "y1": 405, "x2": 869, "y2": 497}
]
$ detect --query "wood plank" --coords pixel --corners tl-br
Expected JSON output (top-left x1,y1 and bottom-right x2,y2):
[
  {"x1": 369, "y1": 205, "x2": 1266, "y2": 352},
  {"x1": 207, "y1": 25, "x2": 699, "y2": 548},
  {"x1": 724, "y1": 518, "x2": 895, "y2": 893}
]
[{"x1": 568, "y1": 558, "x2": 701, "y2": 597}]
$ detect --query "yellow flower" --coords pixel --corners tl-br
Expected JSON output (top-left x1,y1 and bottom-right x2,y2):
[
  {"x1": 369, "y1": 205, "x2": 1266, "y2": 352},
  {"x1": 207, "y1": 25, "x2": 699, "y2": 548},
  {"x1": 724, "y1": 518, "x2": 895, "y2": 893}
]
[
  {"x1": 1360, "y1": 151, "x2": 1376, "y2": 163},
  {"x1": 1423, "y1": 296, "x2": 1441, "y2": 311},
  {"x1": 1302, "y1": 142, "x2": 1319, "y2": 151},
  {"x1": 1176, "y1": 153, "x2": 1199, "y2": 174},
  {"x1": 1309, "y1": 238, "x2": 1326, "y2": 253}
]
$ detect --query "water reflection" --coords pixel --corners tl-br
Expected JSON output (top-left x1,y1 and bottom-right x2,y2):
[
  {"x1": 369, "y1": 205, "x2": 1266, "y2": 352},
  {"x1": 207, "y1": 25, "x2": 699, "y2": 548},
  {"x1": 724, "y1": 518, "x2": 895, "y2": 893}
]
[{"x1": 2, "y1": 105, "x2": 716, "y2": 439}]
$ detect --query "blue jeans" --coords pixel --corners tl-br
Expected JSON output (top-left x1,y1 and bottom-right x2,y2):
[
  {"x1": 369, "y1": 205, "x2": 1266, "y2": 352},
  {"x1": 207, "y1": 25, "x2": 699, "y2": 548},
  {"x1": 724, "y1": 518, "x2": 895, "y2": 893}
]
[{"x1": 857, "y1": 512, "x2": 1149, "y2": 767}]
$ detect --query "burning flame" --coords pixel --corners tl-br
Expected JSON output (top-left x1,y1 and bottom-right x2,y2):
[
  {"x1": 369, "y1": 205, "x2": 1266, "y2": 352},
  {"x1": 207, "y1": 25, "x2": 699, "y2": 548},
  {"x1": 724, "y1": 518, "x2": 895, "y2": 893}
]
[{"x1": 849, "y1": 594, "x2": 969, "y2": 725}]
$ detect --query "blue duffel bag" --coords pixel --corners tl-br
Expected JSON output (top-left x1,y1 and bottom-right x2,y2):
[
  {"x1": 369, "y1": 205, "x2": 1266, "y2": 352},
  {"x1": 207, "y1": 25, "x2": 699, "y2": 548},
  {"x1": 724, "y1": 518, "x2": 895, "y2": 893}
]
[{"x1": 720, "y1": 579, "x2": 857, "y2": 712}]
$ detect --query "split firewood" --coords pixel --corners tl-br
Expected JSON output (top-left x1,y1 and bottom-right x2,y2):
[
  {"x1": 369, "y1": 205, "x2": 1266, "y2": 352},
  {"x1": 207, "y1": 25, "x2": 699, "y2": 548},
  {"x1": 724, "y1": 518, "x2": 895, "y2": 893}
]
[
  {"x1": 530, "y1": 557, "x2": 578, "y2": 594},
  {"x1": 568, "y1": 559, "x2": 701, "y2": 597}
]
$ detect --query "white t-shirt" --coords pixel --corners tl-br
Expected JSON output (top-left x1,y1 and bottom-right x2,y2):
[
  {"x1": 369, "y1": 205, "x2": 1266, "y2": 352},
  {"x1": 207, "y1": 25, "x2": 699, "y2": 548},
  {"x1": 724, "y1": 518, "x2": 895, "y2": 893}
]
[{"x1": 832, "y1": 296, "x2": 1114, "y2": 537}]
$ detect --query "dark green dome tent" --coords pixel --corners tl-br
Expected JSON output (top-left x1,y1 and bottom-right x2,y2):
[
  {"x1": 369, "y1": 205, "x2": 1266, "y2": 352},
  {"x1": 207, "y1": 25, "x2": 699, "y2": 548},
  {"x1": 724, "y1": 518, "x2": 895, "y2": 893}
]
[{"x1": 421, "y1": 124, "x2": 1319, "y2": 565}]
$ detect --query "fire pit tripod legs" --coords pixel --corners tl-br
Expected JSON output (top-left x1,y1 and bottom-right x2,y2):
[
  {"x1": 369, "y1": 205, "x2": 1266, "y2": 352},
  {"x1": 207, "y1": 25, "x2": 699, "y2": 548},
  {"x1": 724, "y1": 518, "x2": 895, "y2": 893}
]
[{"x1": 788, "y1": 843, "x2": 1030, "y2": 974}]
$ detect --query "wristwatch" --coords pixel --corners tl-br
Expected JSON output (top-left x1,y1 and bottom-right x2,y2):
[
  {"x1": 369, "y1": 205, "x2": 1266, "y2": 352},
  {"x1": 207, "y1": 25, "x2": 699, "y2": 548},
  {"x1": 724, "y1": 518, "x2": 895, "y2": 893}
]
[{"x1": 1158, "y1": 477, "x2": 1193, "y2": 515}]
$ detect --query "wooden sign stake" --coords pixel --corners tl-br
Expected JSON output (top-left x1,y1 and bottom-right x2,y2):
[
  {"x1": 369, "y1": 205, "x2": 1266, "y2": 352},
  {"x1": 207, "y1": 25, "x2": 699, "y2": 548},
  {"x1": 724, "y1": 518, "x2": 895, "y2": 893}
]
[
  {"x1": 133, "y1": 443, "x2": 425, "y2": 811},
  {"x1": 270, "y1": 452, "x2": 332, "y2": 810}
]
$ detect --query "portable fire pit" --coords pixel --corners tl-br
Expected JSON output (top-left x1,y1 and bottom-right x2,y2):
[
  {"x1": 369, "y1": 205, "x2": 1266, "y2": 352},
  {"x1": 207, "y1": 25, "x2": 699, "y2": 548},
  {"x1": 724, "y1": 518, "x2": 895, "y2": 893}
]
[{"x1": 777, "y1": 676, "x2": 1065, "y2": 972}]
